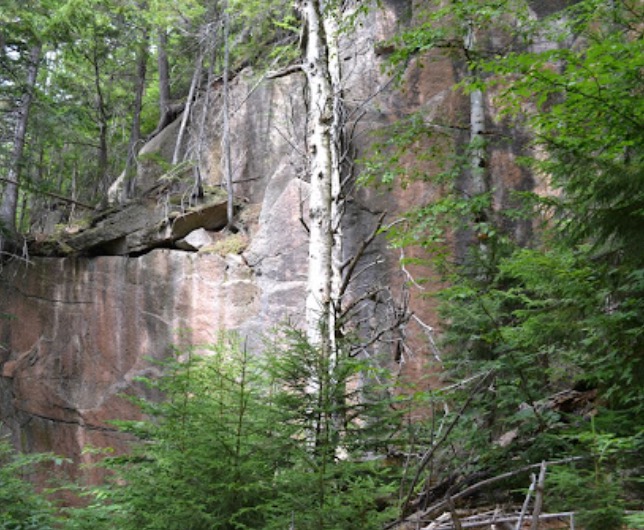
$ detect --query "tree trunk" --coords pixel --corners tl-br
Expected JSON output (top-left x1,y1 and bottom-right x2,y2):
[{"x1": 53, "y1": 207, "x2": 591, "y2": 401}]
[
  {"x1": 0, "y1": 43, "x2": 41, "y2": 250},
  {"x1": 172, "y1": 53, "x2": 203, "y2": 165},
  {"x1": 530, "y1": 462, "x2": 547, "y2": 530},
  {"x1": 302, "y1": 0, "x2": 334, "y2": 354},
  {"x1": 92, "y1": 39, "x2": 109, "y2": 198},
  {"x1": 465, "y1": 22, "x2": 487, "y2": 197},
  {"x1": 323, "y1": 5, "x2": 345, "y2": 363},
  {"x1": 194, "y1": 21, "x2": 218, "y2": 199},
  {"x1": 154, "y1": 28, "x2": 173, "y2": 134},
  {"x1": 464, "y1": 21, "x2": 490, "y2": 273},
  {"x1": 125, "y1": 25, "x2": 149, "y2": 197},
  {"x1": 222, "y1": 4, "x2": 234, "y2": 228}
]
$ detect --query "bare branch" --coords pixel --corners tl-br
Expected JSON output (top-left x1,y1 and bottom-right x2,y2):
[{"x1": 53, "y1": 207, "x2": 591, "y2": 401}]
[
  {"x1": 0, "y1": 177, "x2": 95, "y2": 210},
  {"x1": 266, "y1": 63, "x2": 304, "y2": 79},
  {"x1": 338, "y1": 211, "x2": 386, "y2": 298},
  {"x1": 411, "y1": 314, "x2": 443, "y2": 364},
  {"x1": 400, "y1": 371, "x2": 494, "y2": 516},
  {"x1": 530, "y1": 462, "x2": 547, "y2": 530},
  {"x1": 389, "y1": 456, "x2": 587, "y2": 529},
  {"x1": 516, "y1": 473, "x2": 537, "y2": 530}
]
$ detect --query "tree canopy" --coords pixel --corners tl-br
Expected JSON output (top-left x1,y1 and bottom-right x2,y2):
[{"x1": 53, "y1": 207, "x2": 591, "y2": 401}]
[{"x1": 0, "y1": 0, "x2": 643, "y2": 528}]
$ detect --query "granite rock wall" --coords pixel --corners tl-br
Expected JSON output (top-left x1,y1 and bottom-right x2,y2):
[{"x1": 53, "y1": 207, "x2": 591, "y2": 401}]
[{"x1": 0, "y1": 0, "x2": 544, "y2": 479}]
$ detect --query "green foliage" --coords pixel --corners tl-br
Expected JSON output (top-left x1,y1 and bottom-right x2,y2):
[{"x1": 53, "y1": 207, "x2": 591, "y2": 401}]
[
  {"x1": 484, "y1": 12, "x2": 644, "y2": 259},
  {"x1": 1, "y1": 0, "x2": 301, "y2": 229},
  {"x1": 0, "y1": 440, "x2": 59, "y2": 530},
  {"x1": 545, "y1": 416, "x2": 642, "y2": 530},
  {"x1": 226, "y1": 0, "x2": 299, "y2": 70},
  {"x1": 368, "y1": 0, "x2": 644, "y2": 520},
  {"x1": 62, "y1": 331, "x2": 407, "y2": 529},
  {"x1": 386, "y1": 0, "x2": 531, "y2": 72},
  {"x1": 548, "y1": 465, "x2": 624, "y2": 530},
  {"x1": 261, "y1": 328, "x2": 404, "y2": 529},
  {"x1": 85, "y1": 337, "x2": 277, "y2": 530}
]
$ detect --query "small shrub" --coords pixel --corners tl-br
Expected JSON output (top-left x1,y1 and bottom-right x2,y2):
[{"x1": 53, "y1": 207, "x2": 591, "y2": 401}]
[{"x1": 199, "y1": 233, "x2": 248, "y2": 256}]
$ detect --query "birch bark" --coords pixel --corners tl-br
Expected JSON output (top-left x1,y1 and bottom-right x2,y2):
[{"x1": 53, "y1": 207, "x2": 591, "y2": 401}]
[
  {"x1": 464, "y1": 21, "x2": 490, "y2": 271},
  {"x1": 302, "y1": 0, "x2": 334, "y2": 354},
  {"x1": 324, "y1": 5, "x2": 344, "y2": 365},
  {"x1": 465, "y1": 22, "x2": 487, "y2": 197}
]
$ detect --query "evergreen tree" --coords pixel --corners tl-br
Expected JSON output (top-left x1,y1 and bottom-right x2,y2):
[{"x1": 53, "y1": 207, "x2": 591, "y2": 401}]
[
  {"x1": 0, "y1": 440, "x2": 60, "y2": 530},
  {"x1": 61, "y1": 331, "x2": 408, "y2": 529},
  {"x1": 371, "y1": 0, "x2": 643, "y2": 525}
]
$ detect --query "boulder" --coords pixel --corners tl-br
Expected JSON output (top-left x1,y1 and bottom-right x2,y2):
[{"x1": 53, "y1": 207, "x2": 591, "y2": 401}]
[{"x1": 175, "y1": 228, "x2": 215, "y2": 251}]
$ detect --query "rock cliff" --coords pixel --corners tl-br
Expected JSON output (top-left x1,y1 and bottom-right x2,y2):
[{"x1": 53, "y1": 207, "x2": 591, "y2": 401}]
[{"x1": 0, "y1": 1, "x2": 537, "y2": 480}]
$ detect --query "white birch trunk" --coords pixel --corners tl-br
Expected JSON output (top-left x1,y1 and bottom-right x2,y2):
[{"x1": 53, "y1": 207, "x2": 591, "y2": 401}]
[
  {"x1": 465, "y1": 22, "x2": 490, "y2": 270},
  {"x1": 302, "y1": 0, "x2": 334, "y2": 354},
  {"x1": 323, "y1": 3, "x2": 351, "y2": 461},
  {"x1": 465, "y1": 22, "x2": 487, "y2": 197},
  {"x1": 470, "y1": 86, "x2": 486, "y2": 193},
  {"x1": 324, "y1": 4, "x2": 344, "y2": 365}
]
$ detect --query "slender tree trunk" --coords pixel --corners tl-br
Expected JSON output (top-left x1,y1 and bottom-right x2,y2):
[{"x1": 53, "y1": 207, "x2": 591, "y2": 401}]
[
  {"x1": 195, "y1": 22, "x2": 218, "y2": 199},
  {"x1": 91, "y1": 39, "x2": 110, "y2": 198},
  {"x1": 96, "y1": 123, "x2": 108, "y2": 197},
  {"x1": 464, "y1": 21, "x2": 490, "y2": 273},
  {"x1": 70, "y1": 164, "x2": 78, "y2": 222},
  {"x1": 155, "y1": 28, "x2": 172, "y2": 132},
  {"x1": 530, "y1": 462, "x2": 547, "y2": 530},
  {"x1": 465, "y1": 22, "x2": 487, "y2": 197},
  {"x1": 172, "y1": 53, "x2": 203, "y2": 165},
  {"x1": 302, "y1": 0, "x2": 334, "y2": 354},
  {"x1": 0, "y1": 43, "x2": 41, "y2": 249},
  {"x1": 222, "y1": 4, "x2": 234, "y2": 227},
  {"x1": 321, "y1": 4, "x2": 352, "y2": 458},
  {"x1": 323, "y1": 5, "x2": 345, "y2": 364},
  {"x1": 125, "y1": 26, "x2": 149, "y2": 197}
]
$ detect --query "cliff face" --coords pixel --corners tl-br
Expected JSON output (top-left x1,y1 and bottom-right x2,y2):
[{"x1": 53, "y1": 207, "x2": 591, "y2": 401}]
[
  {"x1": 0, "y1": 252, "x2": 258, "y2": 467},
  {"x1": 0, "y1": 1, "x2": 537, "y2": 477}
]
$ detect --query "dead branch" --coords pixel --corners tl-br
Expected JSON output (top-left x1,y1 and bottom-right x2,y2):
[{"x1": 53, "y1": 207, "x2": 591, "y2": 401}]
[
  {"x1": 232, "y1": 47, "x2": 300, "y2": 114},
  {"x1": 416, "y1": 511, "x2": 579, "y2": 530},
  {"x1": 0, "y1": 177, "x2": 95, "y2": 210},
  {"x1": 266, "y1": 63, "x2": 303, "y2": 79},
  {"x1": 173, "y1": 53, "x2": 203, "y2": 165},
  {"x1": 338, "y1": 283, "x2": 386, "y2": 322},
  {"x1": 272, "y1": 123, "x2": 307, "y2": 157},
  {"x1": 338, "y1": 211, "x2": 386, "y2": 298},
  {"x1": 399, "y1": 247, "x2": 426, "y2": 291},
  {"x1": 515, "y1": 473, "x2": 536, "y2": 530},
  {"x1": 411, "y1": 314, "x2": 443, "y2": 364},
  {"x1": 399, "y1": 371, "x2": 494, "y2": 517},
  {"x1": 388, "y1": 456, "x2": 587, "y2": 529},
  {"x1": 530, "y1": 462, "x2": 547, "y2": 530},
  {"x1": 447, "y1": 494, "x2": 463, "y2": 530},
  {"x1": 349, "y1": 314, "x2": 410, "y2": 358}
]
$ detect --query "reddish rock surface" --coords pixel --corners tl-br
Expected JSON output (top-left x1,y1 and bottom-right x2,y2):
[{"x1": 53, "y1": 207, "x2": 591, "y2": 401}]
[
  {"x1": 0, "y1": 1, "x2": 540, "y2": 487},
  {"x1": 0, "y1": 252, "x2": 258, "y2": 467}
]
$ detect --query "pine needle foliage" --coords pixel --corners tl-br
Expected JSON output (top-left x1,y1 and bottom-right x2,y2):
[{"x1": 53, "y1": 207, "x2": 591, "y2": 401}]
[
  {"x1": 0, "y1": 440, "x2": 59, "y2": 530},
  {"x1": 370, "y1": 0, "x2": 644, "y2": 524},
  {"x1": 61, "y1": 331, "x2": 409, "y2": 529}
]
